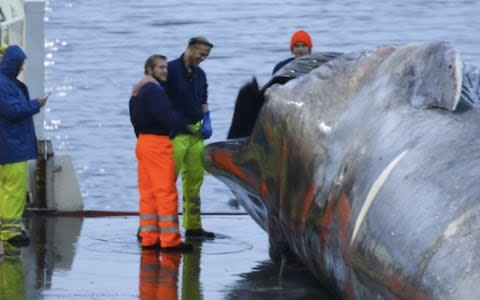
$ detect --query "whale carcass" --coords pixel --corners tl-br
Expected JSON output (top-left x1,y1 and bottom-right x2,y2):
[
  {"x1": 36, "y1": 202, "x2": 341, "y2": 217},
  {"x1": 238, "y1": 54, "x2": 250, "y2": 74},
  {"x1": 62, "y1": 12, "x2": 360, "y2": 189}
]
[{"x1": 204, "y1": 42, "x2": 480, "y2": 299}]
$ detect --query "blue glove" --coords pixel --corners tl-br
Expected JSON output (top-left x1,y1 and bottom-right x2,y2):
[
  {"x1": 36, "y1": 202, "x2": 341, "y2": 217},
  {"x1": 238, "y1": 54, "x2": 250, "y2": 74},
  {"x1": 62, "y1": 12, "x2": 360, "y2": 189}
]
[{"x1": 200, "y1": 111, "x2": 212, "y2": 139}]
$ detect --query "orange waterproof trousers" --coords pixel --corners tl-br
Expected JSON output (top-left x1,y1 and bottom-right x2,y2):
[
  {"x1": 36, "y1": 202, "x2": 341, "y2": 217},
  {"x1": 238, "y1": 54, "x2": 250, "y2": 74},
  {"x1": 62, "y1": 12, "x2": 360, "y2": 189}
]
[{"x1": 136, "y1": 134, "x2": 181, "y2": 248}]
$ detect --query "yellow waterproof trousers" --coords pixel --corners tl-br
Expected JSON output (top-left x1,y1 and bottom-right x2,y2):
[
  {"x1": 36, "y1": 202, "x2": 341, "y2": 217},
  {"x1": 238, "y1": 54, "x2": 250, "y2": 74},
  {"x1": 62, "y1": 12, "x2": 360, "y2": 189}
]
[
  {"x1": 0, "y1": 162, "x2": 27, "y2": 241},
  {"x1": 172, "y1": 122, "x2": 205, "y2": 230}
]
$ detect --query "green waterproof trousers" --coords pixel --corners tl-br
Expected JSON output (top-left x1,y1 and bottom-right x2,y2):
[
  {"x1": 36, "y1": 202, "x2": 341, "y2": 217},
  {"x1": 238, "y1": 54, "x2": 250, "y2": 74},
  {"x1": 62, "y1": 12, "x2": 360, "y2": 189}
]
[
  {"x1": 0, "y1": 162, "x2": 27, "y2": 241},
  {"x1": 172, "y1": 122, "x2": 205, "y2": 230}
]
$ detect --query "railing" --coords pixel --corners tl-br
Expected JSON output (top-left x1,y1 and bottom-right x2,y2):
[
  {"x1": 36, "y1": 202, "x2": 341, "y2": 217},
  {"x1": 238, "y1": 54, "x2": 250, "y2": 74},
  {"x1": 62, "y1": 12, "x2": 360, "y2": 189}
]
[{"x1": 0, "y1": 0, "x2": 25, "y2": 49}]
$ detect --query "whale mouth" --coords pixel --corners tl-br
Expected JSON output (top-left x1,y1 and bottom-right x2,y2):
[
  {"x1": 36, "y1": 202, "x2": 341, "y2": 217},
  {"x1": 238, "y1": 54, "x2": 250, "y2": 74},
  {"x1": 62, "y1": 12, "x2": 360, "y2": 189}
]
[
  {"x1": 203, "y1": 138, "x2": 249, "y2": 179},
  {"x1": 204, "y1": 138, "x2": 270, "y2": 231}
]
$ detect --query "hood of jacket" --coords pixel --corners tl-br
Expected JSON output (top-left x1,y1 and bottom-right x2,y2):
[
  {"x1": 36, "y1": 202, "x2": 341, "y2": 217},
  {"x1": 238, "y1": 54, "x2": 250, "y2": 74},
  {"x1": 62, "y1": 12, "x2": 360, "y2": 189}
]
[{"x1": 0, "y1": 45, "x2": 27, "y2": 79}]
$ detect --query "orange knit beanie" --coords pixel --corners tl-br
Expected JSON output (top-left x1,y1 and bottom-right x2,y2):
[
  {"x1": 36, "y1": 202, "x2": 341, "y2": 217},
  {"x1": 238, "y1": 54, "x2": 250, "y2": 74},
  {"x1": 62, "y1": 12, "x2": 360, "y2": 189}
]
[{"x1": 290, "y1": 30, "x2": 313, "y2": 51}]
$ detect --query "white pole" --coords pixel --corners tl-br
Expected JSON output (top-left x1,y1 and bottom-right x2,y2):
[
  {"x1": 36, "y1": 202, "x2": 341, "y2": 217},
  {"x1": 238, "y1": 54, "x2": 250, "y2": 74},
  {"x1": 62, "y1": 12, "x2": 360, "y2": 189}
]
[{"x1": 23, "y1": 0, "x2": 45, "y2": 139}]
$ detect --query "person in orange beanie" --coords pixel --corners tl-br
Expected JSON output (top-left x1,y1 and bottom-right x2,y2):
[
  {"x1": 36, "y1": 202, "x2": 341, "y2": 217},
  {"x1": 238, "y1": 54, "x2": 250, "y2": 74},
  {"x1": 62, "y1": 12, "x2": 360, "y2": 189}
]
[{"x1": 272, "y1": 29, "x2": 313, "y2": 74}]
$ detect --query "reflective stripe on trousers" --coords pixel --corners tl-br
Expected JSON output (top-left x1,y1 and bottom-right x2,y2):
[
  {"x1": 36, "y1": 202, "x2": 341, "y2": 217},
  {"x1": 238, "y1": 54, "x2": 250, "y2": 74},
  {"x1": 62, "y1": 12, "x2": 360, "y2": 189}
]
[
  {"x1": 172, "y1": 123, "x2": 205, "y2": 230},
  {"x1": 136, "y1": 134, "x2": 181, "y2": 248},
  {"x1": 0, "y1": 162, "x2": 27, "y2": 241}
]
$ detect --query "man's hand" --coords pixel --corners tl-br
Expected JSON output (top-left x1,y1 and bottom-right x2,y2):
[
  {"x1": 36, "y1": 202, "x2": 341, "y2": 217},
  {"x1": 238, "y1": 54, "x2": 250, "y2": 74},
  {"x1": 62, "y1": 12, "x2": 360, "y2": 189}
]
[{"x1": 38, "y1": 97, "x2": 48, "y2": 107}]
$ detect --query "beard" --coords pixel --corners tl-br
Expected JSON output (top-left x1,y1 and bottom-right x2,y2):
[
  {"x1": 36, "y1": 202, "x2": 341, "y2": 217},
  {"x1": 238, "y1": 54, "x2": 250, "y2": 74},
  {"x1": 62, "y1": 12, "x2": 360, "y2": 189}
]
[{"x1": 152, "y1": 73, "x2": 166, "y2": 83}]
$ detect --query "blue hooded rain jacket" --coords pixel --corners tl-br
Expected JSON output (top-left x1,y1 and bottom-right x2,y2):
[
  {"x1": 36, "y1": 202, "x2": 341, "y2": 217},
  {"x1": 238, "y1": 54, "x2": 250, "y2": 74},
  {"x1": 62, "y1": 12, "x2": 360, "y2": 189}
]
[{"x1": 0, "y1": 45, "x2": 41, "y2": 164}]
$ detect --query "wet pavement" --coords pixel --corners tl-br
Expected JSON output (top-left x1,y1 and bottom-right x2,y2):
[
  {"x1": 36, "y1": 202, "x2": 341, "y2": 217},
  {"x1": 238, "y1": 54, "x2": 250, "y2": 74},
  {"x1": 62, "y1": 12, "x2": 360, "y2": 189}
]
[{"x1": 0, "y1": 214, "x2": 335, "y2": 299}]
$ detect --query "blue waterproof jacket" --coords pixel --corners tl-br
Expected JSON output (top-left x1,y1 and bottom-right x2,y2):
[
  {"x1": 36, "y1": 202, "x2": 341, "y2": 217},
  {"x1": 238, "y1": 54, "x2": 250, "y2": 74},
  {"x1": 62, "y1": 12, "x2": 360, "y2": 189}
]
[
  {"x1": 165, "y1": 54, "x2": 208, "y2": 125},
  {"x1": 0, "y1": 45, "x2": 40, "y2": 164},
  {"x1": 129, "y1": 81, "x2": 188, "y2": 138}
]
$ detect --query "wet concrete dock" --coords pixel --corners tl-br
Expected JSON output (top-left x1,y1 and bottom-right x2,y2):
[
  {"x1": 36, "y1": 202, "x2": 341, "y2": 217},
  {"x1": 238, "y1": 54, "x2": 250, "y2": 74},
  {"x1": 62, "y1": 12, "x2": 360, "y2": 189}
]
[{"x1": 0, "y1": 214, "x2": 334, "y2": 299}]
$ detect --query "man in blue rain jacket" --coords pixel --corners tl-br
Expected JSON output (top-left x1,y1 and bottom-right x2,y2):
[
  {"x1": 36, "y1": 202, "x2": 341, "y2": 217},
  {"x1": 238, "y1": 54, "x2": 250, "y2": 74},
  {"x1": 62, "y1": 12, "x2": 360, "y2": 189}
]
[{"x1": 0, "y1": 45, "x2": 48, "y2": 247}]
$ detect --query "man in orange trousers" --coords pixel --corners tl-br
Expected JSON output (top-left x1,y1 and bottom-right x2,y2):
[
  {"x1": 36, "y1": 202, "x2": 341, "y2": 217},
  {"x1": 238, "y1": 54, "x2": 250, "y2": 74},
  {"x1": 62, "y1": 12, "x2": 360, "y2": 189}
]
[{"x1": 129, "y1": 54, "x2": 192, "y2": 252}]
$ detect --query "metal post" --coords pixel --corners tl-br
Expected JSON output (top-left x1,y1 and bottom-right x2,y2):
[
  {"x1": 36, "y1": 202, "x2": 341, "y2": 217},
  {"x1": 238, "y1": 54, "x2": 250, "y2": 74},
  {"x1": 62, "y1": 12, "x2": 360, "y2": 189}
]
[
  {"x1": 24, "y1": 0, "x2": 50, "y2": 208},
  {"x1": 33, "y1": 139, "x2": 53, "y2": 209},
  {"x1": 23, "y1": 0, "x2": 45, "y2": 139}
]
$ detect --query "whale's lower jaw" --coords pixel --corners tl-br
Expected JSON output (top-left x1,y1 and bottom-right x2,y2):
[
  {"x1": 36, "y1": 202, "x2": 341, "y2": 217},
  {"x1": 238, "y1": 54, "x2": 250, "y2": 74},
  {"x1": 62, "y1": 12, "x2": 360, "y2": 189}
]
[{"x1": 204, "y1": 140, "x2": 269, "y2": 231}]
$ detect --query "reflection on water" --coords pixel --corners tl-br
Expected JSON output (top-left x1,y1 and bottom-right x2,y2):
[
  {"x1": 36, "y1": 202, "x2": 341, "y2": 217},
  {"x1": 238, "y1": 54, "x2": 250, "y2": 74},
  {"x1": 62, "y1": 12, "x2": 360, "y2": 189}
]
[
  {"x1": 26, "y1": 216, "x2": 82, "y2": 283},
  {"x1": 0, "y1": 243, "x2": 25, "y2": 299},
  {"x1": 139, "y1": 239, "x2": 204, "y2": 300},
  {"x1": 3, "y1": 215, "x2": 331, "y2": 299},
  {"x1": 181, "y1": 239, "x2": 203, "y2": 300},
  {"x1": 0, "y1": 216, "x2": 82, "y2": 299},
  {"x1": 21, "y1": 216, "x2": 82, "y2": 299},
  {"x1": 137, "y1": 238, "x2": 334, "y2": 300},
  {"x1": 225, "y1": 260, "x2": 336, "y2": 300},
  {"x1": 139, "y1": 250, "x2": 181, "y2": 300}
]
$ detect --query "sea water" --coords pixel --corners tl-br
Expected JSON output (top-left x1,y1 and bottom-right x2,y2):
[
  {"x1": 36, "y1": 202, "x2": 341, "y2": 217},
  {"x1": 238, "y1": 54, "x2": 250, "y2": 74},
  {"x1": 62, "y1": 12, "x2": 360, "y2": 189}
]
[{"x1": 43, "y1": 0, "x2": 480, "y2": 211}]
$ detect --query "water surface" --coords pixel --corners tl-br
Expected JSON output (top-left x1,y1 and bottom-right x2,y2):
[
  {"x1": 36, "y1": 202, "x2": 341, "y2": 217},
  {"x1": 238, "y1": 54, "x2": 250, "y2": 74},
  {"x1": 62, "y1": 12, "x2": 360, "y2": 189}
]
[{"x1": 44, "y1": 0, "x2": 480, "y2": 211}]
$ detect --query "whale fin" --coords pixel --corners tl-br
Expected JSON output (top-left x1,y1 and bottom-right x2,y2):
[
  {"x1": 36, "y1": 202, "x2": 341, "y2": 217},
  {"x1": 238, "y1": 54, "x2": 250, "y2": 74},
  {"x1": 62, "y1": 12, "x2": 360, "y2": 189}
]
[{"x1": 409, "y1": 42, "x2": 462, "y2": 111}]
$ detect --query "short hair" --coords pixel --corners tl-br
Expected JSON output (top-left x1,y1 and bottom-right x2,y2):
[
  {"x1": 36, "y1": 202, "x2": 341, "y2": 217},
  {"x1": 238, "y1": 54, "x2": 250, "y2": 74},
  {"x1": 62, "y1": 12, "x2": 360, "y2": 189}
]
[
  {"x1": 188, "y1": 36, "x2": 214, "y2": 49},
  {"x1": 144, "y1": 54, "x2": 167, "y2": 75}
]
